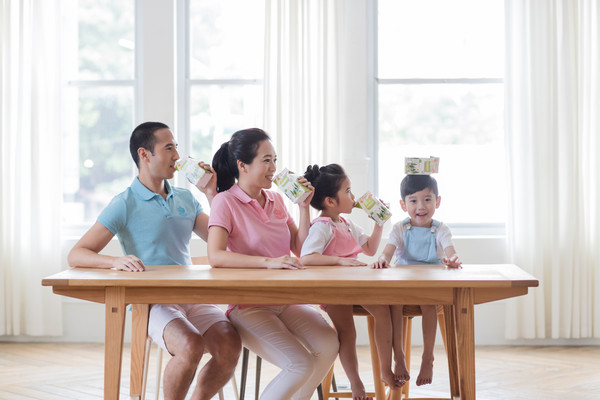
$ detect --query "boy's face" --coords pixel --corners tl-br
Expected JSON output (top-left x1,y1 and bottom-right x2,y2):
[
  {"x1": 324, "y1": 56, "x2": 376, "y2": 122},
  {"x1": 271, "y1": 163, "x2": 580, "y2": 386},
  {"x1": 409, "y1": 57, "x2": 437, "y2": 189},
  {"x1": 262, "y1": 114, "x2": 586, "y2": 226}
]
[{"x1": 400, "y1": 187, "x2": 441, "y2": 228}]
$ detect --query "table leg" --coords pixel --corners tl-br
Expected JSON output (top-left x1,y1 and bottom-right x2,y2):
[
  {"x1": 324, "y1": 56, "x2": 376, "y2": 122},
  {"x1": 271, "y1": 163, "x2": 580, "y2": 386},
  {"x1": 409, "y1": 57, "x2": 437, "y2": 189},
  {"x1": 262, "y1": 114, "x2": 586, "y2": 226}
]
[
  {"x1": 442, "y1": 305, "x2": 461, "y2": 400},
  {"x1": 454, "y1": 288, "x2": 475, "y2": 400},
  {"x1": 130, "y1": 304, "x2": 150, "y2": 398},
  {"x1": 105, "y1": 287, "x2": 126, "y2": 400}
]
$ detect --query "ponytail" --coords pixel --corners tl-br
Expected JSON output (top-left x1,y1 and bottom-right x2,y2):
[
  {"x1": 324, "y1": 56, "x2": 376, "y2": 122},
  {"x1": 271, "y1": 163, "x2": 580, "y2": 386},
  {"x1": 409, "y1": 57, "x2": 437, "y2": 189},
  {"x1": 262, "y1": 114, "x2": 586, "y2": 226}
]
[
  {"x1": 212, "y1": 128, "x2": 271, "y2": 193},
  {"x1": 303, "y1": 163, "x2": 347, "y2": 210}
]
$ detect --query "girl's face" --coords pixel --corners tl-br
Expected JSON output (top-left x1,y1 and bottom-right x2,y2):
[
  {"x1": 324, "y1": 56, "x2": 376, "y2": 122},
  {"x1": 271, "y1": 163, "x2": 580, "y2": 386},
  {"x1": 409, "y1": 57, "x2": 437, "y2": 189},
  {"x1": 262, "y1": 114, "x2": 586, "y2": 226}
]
[
  {"x1": 331, "y1": 176, "x2": 356, "y2": 214},
  {"x1": 239, "y1": 140, "x2": 277, "y2": 189},
  {"x1": 400, "y1": 187, "x2": 441, "y2": 228}
]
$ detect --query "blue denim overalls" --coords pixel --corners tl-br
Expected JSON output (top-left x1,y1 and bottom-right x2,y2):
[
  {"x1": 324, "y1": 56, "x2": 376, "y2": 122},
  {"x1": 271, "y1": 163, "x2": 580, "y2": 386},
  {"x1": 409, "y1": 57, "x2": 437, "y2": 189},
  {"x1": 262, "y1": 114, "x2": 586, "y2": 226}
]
[{"x1": 395, "y1": 217, "x2": 442, "y2": 265}]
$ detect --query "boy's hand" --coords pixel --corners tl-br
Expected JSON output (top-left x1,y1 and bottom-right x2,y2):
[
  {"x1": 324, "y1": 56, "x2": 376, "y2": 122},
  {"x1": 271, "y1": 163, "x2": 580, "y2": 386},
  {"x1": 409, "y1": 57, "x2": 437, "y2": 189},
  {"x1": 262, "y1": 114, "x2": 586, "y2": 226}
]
[
  {"x1": 442, "y1": 255, "x2": 462, "y2": 269},
  {"x1": 371, "y1": 258, "x2": 390, "y2": 269}
]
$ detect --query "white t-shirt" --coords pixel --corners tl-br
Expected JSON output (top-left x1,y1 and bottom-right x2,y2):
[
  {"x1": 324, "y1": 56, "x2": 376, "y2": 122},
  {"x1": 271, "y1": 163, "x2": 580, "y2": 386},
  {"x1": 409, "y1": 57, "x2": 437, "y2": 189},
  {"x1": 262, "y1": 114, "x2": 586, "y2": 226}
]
[{"x1": 301, "y1": 217, "x2": 370, "y2": 257}]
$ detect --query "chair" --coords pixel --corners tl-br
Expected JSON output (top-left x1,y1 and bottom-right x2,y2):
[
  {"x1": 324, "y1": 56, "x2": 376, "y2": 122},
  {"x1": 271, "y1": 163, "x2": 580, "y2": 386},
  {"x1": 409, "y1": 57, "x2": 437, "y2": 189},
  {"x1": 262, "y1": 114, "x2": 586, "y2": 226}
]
[{"x1": 321, "y1": 305, "x2": 459, "y2": 400}]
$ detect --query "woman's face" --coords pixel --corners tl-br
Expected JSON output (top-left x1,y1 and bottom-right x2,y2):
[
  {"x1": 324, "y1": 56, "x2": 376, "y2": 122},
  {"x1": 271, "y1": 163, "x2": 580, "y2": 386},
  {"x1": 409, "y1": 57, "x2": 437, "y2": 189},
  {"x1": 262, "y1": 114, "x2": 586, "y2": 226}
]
[{"x1": 239, "y1": 140, "x2": 277, "y2": 189}]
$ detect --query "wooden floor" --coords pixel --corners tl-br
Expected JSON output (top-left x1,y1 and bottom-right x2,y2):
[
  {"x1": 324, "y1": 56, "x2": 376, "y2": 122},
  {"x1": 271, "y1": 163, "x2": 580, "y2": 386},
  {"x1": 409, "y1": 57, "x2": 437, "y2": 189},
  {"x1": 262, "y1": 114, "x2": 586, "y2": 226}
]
[{"x1": 0, "y1": 343, "x2": 598, "y2": 399}]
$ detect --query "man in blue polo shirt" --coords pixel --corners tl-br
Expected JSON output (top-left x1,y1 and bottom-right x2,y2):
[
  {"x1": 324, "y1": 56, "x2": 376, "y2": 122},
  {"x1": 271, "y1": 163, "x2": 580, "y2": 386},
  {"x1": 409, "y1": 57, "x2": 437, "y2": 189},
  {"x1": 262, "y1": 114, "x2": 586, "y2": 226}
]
[{"x1": 68, "y1": 122, "x2": 241, "y2": 400}]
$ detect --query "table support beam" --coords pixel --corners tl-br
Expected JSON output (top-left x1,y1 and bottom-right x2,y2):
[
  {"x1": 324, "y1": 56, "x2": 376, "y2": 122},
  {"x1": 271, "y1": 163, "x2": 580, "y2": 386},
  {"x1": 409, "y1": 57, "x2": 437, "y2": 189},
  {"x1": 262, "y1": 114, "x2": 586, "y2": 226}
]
[{"x1": 454, "y1": 288, "x2": 475, "y2": 400}]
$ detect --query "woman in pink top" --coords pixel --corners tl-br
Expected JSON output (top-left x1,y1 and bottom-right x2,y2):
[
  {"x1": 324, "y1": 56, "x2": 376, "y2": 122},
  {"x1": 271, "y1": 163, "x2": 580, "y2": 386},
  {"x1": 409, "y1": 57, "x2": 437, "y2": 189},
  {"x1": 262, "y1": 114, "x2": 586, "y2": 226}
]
[
  {"x1": 207, "y1": 128, "x2": 339, "y2": 400},
  {"x1": 300, "y1": 164, "x2": 403, "y2": 399}
]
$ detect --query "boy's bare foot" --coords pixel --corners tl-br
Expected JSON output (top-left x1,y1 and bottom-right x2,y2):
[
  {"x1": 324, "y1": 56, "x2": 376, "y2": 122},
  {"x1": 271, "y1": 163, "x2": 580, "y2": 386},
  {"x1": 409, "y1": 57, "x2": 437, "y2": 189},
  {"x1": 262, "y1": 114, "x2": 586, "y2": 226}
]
[
  {"x1": 381, "y1": 369, "x2": 404, "y2": 390},
  {"x1": 394, "y1": 357, "x2": 411, "y2": 382},
  {"x1": 416, "y1": 357, "x2": 434, "y2": 386}
]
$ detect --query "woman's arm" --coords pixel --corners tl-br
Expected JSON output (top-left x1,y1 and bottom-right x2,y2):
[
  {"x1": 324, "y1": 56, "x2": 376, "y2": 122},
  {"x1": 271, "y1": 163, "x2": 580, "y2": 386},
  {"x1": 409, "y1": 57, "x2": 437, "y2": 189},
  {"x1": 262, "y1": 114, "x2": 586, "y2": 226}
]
[
  {"x1": 207, "y1": 226, "x2": 304, "y2": 269},
  {"x1": 289, "y1": 177, "x2": 314, "y2": 256}
]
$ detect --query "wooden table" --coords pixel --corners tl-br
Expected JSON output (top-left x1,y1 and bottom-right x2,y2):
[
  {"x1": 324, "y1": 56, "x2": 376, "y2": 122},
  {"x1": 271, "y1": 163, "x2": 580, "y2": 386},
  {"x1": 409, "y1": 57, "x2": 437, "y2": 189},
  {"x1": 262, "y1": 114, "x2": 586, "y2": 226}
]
[{"x1": 42, "y1": 264, "x2": 538, "y2": 400}]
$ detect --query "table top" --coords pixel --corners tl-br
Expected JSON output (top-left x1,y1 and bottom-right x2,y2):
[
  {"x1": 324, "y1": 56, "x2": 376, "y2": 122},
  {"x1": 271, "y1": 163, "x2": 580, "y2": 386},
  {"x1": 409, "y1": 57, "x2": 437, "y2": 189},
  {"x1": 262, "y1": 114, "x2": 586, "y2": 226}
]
[{"x1": 43, "y1": 264, "x2": 538, "y2": 289}]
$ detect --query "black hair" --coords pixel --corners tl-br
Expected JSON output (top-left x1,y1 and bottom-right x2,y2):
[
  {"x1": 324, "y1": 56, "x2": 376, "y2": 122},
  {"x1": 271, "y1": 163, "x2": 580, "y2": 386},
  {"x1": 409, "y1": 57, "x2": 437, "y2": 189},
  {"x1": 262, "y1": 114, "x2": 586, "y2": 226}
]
[
  {"x1": 400, "y1": 175, "x2": 439, "y2": 200},
  {"x1": 129, "y1": 122, "x2": 170, "y2": 168},
  {"x1": 212, "y1": 128, "x2": 271, "y2": 192},
  {"x1": 303, "y1": 164, "x2": 348, "y2": 211}
]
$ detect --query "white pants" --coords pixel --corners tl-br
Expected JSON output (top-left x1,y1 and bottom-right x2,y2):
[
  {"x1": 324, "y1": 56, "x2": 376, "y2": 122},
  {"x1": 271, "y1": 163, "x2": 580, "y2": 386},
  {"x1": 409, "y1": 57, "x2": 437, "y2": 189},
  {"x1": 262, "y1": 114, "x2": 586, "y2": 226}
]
[{"x1": 228, "y1": 305, "x2": 339, "y2": 400}]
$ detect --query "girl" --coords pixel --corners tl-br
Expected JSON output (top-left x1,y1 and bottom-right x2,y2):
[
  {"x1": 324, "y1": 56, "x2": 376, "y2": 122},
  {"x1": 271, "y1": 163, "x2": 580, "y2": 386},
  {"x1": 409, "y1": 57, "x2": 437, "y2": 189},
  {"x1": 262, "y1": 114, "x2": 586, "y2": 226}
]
[
  {"x1": 207, "y1": 128, "x2": 339, "y2": 400},
  {"x1": 300, "y1": 164, "x2": 403, "y2": 400}
]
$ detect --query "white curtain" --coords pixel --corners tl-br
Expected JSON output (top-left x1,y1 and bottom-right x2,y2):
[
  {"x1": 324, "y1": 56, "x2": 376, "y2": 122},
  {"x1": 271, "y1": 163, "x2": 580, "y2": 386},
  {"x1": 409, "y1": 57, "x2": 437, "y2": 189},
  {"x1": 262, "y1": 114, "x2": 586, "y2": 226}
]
[
  {"x1": 504, "y1": 0, "x2": 600, "y2": 339},
  {"x1": 263, "y1": 0, "x2": 347, "y2": 174},
  {"x1": 0, "y1": 0, "x2": 63, "y2": 335}
]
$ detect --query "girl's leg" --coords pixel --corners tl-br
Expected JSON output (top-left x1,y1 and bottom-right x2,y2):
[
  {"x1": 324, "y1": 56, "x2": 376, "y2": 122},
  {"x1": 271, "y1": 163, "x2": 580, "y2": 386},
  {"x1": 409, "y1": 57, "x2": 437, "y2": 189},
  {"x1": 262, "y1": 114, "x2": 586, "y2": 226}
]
[
  {"x1": 326, "y1": 305, "x2": 371, "y2": 400},
  {"x1": 228, "y1": 306, "x2": 318, "y2": 400},
  {"x1": 417, "y1": 305, "x2": 437, "y2": 386},
  {"x1": 279, "y1": 305, "x2": 340, "y2": 400},
  {"x1": 361, "y1": 305, "x2": 402, "y2": 390},
  {"x1": 390, "y1": 305, "x2": 410, "y2": 381}
]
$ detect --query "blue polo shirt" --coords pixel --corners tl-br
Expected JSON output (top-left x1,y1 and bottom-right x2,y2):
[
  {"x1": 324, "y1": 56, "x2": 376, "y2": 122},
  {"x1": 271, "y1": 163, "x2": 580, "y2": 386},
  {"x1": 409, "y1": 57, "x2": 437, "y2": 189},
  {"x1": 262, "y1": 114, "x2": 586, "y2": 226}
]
[{"x1": 98, "y1": 177, "x2": 203, "y2": 265}]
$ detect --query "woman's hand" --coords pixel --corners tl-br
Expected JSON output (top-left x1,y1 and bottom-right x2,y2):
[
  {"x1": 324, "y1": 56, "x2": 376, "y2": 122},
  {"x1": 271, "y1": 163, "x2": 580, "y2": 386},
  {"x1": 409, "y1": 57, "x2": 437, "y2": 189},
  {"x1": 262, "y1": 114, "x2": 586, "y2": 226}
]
[
  {"x1": 296, "y1": 176, "x2": 314, "y2": 209},
  {"x1": 196, "y1": 161, "x2": 217, "y2": 203},
  {"x1": 266, "y1": 255, "x2": 306, "y2": 270},
  {"x1": 111, "y1": 255, "x2": 145, "y2": 272},
  {"x1": 337, "y1": 257, "x2": 368, "y2": 267}
]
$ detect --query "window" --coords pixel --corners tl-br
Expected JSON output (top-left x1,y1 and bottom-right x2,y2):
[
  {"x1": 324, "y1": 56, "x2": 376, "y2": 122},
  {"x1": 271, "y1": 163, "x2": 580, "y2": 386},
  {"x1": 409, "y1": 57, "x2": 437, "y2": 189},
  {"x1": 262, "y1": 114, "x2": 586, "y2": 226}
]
[
  {"x1": 184, "y1": 0, "x2": 265, "y2": 167},
  {"x1": 61, "y1": 0, "x2": 135, "y2": 227},
  {"x1": 376, "y1": 0, "x2": 505, "y2": 232}
]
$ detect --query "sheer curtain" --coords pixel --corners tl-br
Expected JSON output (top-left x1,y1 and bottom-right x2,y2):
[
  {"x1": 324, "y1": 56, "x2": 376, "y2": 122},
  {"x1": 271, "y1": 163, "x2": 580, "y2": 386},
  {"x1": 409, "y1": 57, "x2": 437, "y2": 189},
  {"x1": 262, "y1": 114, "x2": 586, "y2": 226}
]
[
  {"x1": 263, "y1": 0, "x2": 347, "y2": 173},
  {"x1": 0, "y1": 0, "x2": 63, "y2": 335},
  {"x1": 505, "y1": 0, "x2": 600, "y2": 339}
]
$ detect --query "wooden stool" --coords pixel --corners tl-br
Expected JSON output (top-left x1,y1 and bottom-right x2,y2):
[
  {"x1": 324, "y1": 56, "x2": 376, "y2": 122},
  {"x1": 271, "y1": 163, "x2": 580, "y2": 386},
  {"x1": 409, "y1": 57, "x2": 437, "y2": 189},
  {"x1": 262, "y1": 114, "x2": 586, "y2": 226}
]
[{"x1": 322, "y1": 305, "x2": 459, "y2": 400}]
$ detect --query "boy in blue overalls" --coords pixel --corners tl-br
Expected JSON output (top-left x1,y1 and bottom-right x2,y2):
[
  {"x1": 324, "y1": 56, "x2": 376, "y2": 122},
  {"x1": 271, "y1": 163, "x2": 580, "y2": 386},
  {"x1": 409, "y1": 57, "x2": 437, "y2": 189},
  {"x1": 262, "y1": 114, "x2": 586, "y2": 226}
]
[{"x1": 372, "y1": 173, "x2": 461, "y2": 387}]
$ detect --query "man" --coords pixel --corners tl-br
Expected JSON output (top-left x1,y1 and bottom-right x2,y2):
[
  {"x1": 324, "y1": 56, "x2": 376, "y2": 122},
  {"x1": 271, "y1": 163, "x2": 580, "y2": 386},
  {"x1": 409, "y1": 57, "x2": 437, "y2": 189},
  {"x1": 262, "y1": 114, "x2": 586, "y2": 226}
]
[{"x1": 68, "y1": 122, "x2": 241, "y2": 400}]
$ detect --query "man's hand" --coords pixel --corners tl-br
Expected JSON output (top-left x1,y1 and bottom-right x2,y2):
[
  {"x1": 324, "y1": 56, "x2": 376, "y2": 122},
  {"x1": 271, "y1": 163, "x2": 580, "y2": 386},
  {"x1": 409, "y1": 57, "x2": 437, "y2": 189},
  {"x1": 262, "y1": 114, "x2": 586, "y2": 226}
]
[
  {"x1": 196, "y1": 161, "x2": 217, "y2": 204},
  {"x1": 111, "y1": 255, "x2": 145, "y2": 272}
]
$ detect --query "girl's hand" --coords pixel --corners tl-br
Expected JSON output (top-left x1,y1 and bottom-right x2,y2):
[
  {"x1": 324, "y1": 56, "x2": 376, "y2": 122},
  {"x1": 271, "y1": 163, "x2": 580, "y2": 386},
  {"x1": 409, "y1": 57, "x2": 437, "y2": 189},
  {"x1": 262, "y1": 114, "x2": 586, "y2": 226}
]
[
  {"x1": 266, "y1": 255, "x2": 306, "y2": 270},
  {"x1": 296, "y1": 177, "x2": 314, "y2": 208},
  {"x1": 111, "y1": 255, "x2": 145, "y2": 272},
  {"x1": 196, "y1": 162, "x2": 217, "y2": 202},
  {"x1": 442, "y1": 255, "x2": 462, "y2": 269},
  {"x1": 371, "y1": 258, "x2": 390, "y2": 269},
  {"x1": 337, "y1": 257, "x2": 368, "y2": 267}
]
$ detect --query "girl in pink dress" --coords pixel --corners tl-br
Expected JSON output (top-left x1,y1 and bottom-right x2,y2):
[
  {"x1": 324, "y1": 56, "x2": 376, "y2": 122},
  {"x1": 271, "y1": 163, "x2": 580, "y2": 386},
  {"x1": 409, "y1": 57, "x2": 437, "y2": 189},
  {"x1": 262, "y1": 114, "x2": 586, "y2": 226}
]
[{"x1": 300, "y1": 164, "x2": 403, "y2": 400}]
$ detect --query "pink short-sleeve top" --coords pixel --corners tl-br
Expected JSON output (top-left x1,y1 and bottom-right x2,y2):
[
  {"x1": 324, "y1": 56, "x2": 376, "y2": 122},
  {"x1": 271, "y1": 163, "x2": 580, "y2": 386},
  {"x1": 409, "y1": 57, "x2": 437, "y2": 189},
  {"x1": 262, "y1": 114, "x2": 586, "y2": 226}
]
[{"x1": 209, "y1": 183, "x2": 294, "y2": 258}]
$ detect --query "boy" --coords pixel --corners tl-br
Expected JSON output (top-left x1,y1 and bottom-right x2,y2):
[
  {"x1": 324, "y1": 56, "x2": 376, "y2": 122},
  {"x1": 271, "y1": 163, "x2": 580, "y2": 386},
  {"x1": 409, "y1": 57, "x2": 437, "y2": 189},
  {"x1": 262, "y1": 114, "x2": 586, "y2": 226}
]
[{"x1": 372, "y1": 174, "x2": 461, "y2": 386}]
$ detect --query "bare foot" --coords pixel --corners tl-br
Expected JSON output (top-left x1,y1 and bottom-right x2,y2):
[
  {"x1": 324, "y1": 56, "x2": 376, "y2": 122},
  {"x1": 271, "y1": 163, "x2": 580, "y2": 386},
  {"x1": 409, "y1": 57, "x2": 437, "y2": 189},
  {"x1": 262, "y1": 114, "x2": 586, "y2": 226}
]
[
  {"x1": 394, "y1": 357, "x2": 411, "y2": 382},
  {"x1": 416, "y1": 357, "x2": 434, "y2": 386},
  {"x1": 381, "y1": 369, "x2": 404, "y2": 390},
  {"x1": 349, "y1": 381, "x2": 372, "y2": 400}
]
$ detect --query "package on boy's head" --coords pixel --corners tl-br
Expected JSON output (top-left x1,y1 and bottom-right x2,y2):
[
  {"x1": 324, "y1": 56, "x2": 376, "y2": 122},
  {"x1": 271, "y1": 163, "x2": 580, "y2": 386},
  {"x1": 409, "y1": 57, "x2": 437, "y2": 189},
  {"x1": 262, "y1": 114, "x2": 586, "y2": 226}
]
[
  {"x1": 405, "y1": 156, "x2": 440, "y2": 175},
  {"x1": 355, "y1": 191, "x2": 392, "y2": 226},
  {"x1": 273, "y1": 168, "x2": 312, "y2": 203},
  {"x1": 175, "y1": 157, "x2": 213, "y2": 187}
]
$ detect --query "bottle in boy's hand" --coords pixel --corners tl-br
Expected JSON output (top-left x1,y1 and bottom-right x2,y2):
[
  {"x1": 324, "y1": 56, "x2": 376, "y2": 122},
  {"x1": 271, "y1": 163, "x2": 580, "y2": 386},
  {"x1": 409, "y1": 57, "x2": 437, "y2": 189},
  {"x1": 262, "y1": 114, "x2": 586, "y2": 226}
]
[{"x1": 175, "y1": 157, "x2": 213, "y2": 188}]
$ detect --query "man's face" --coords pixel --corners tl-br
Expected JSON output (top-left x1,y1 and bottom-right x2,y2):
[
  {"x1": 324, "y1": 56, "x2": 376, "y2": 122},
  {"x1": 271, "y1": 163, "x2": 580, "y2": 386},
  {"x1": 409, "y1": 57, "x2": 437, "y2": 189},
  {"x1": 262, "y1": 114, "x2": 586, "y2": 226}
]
[{"x1": 145, "y1": 128, "x2": 180, "y2": 180}]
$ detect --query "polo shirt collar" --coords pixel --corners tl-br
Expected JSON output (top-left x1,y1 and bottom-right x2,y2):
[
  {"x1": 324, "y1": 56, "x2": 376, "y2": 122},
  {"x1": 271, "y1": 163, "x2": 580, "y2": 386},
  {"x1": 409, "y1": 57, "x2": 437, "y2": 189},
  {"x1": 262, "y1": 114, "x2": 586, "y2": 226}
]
[
  {"x1": 131, "y1": 177, "x2": 173, "y2": 201},
  {"x1": 230, "y1": 183, "x2": 275, "y2": 205}
]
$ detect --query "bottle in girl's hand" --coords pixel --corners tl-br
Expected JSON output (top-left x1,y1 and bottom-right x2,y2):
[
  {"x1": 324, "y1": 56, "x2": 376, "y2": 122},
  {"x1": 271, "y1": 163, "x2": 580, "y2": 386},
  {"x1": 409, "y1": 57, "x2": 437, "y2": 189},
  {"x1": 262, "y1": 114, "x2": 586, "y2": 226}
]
[
  {"x1": 356, "y1": 191, "x2": 392, "y2": 226},
  {"x1": 273, "y1": 168, "x2": 312, "y2": 203},
  {"x1": 175, "y1": 157, "x2": 213, "y2": 187}
]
